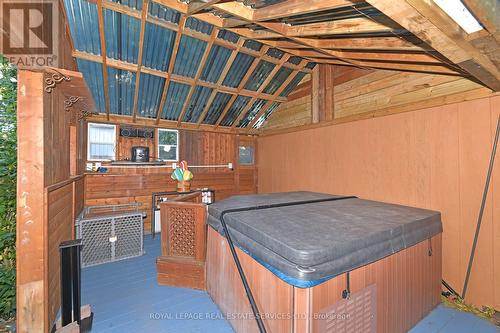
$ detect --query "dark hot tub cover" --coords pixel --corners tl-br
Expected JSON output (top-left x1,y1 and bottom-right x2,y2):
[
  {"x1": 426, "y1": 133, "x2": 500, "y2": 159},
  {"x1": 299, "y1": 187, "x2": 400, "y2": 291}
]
[{"x1": 208, "y1": 191, "x2": 442, "y2": 288}]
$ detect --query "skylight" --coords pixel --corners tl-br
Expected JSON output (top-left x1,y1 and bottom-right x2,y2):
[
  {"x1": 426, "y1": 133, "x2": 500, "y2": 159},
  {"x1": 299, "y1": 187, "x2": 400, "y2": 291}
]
[{"x1": 433, "y1": 0, "x2": 483, "y2": 34}]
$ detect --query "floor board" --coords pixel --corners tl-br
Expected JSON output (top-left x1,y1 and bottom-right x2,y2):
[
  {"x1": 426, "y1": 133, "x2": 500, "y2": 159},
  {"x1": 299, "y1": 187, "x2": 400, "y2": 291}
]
[{"x1": 82, "y1": 236, "x2": 499, "y2": 333}]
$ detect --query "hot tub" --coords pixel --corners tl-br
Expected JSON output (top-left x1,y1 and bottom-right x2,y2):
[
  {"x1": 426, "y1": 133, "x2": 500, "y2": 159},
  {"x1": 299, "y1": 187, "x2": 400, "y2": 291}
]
[{"x1": 206, "y1": 192, "x2": 442, "y2": 333}]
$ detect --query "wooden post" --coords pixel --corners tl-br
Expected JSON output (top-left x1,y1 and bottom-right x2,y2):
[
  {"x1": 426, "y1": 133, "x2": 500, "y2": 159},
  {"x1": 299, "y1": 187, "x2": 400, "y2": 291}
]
[
  {"x1": 311, "y1": 64, "x2": 335, "y2": 124},
  {"x1": 17, "y1": 70, "x2": 47, "y2": 333}
]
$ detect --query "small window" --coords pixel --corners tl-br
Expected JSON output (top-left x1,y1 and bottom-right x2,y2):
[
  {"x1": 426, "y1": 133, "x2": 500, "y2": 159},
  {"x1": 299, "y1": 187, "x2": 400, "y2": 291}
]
[
  {"x1": 239, "y1": 145, "x2": 254, "y2": 165},
  {"x1": 158, "y1": 129, "x2": 179, "y2": 161},
  {"x1": 87, "y1": 123, "x2": 117, "y2": 161}
]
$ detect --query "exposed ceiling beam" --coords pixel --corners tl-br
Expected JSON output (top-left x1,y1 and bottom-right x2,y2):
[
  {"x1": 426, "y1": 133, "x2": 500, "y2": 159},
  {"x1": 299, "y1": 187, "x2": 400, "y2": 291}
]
[
  {"x1": 252, "y1": 0, "x2": 361, "y2": 21},
  {"x1": 310, "y1": 57, "x2": 463, "y2": 75},
  {"x1": 295, "y1": 36, "x2": 432, "y2": 51},
  {"x1": 132, "y1": 1, "x2": 150, "y2": 122},
  {"x1": 91, "y1": 113, "x2": 251, "y2": 134},
  {"x1": 153, "y1": 0, "x2": 187, "y2": 13},
  {"x1": 281, "y1": 48, "x2": 442, "y2": 63},
  {"x1": 272, "y1": 18, "x2": 397, "y2": 37},
  {"x1": 365, "y1": 0, "x2": 500, "y2": 91},
  {"x1": 187, "y1": 0, "x2": 223, "y2": 15},
  {"x1": 96, "y1": 0, "x2": 110, "y2": 119}
]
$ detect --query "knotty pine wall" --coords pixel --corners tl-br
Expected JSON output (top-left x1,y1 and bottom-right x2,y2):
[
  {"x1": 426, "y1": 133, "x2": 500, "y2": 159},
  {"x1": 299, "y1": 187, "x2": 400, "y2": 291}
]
[
  {"x1": 263, "y1": 69, "x2": 496, "y2": 134},
  {"x1": 84, "y1": 131, "x2": 257, "y2": 232},
  {"x1": 258, "y1": 95, "x2": 500, "y2": 310}
]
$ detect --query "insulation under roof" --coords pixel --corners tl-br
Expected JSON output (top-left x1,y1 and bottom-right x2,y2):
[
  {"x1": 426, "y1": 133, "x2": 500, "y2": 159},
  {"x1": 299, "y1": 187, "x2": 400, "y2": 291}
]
[{"x1": 63, "y1": 0, "x2": 309, "y2": 130}]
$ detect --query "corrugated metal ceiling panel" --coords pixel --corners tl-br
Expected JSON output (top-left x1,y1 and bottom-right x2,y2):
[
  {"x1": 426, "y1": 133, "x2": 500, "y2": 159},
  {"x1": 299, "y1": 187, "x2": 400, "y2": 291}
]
[
  {"x1": 237, "y1": 98, "x2": 267, "y2": 128},
  {"x1": 108, "y1": 67, "x2": 136, "y2": 116},
  {"x1": 148, "y1": 2, "x2": 180, "y2": 23},
  {"x1": 266, "y1": 48, "x2": 285, "y2": 59},
  {"x1": 142, "y1": 22, "x2": 176, "y2": 71},
  {"x1": 63, "y1": 0, "x2": 101, "y2": 55},
  {"x1": 77, "y1": 59, "x2": 106, "y2": 113},
  {"x1": 305, "y1": 62, "x2": 317, "y2": 69},
  {"x1": 287, "y1": 56, "x2": 303, "y2": 65},
  {"x1": 222, "y1": 52, "x2": 255, "y2": 87},
  {"x1": 137, "y1": 73, "x2": 165, "y2": 118},
  {"x1": 200, "y1": 45, "x2": 232, "y2": 83},
  {"x1": 161, "y1": 82, "x2": 191, "y2": 120},
  {"x1": 217, "y1": 30, "x2": 240, "y2": 43},
  {"x1": 202, "y1": 92, "x2": 232, "y2": 125},
  {"x1": 173, "y1": 36, "x2": 207, "y2": 78},
  {"x1": 279, "y1": 71, "x2": 307, "y2": 97},
  {"x1": 244, "y1": 60, "x2": 276, "y2": 91},
  {"x1": 220, "y1": 96, "x2": 251, "y2": 127},
  {"x1": 186, "y1": 16, "x2": 214, "y2": 35},
  {"x1": 263, "y1": 67, "x2": 293, "y2": 94},
  {"x1": 182, "y1": 86, "x2": 213, "y2": 123},
  {"x1": 253, "y1": 101, "x2": 281, "y2": 128},
  {"x1": 243, "y1": 39, "x2": 263, "y2": 51},
  {"x1": 104, "y1": 9, "x2": 141, "y2": 63}
]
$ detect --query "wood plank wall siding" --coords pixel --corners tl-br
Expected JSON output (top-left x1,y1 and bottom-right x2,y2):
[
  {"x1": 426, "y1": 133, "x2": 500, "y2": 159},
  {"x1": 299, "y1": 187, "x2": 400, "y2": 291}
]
[
  {"x1": 84, "y1": 131, "x2": 257, "y2": 232},
  {"x1": 262, "y1": 66, "x2": 499, "y2": 134},
  {"x1": 17, "y1": 66, "x2": 87, "y2": 332},
  {"x1": 258, "y1": 95, "x2": 500, "y2": 310}
]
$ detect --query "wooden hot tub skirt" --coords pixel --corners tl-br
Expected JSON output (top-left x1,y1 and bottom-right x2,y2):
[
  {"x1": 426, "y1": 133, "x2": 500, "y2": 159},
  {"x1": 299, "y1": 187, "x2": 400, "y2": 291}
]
[{"x1": 206, "y1": 227, "x2": 442, "y2": 333}]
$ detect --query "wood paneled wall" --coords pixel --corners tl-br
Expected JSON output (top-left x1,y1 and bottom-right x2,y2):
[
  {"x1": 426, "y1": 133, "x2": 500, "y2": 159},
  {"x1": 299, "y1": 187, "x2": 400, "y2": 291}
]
[
  {"x1": 85, "y1": 132, "x2": 257, "y2": 232},
  {"x1": 17, "y1": 67, "x2": 87, "y2": 332},
  {"x1": 263, "y1": 68, "x2": 498, "y2": 134},
  {"x1": 46, "y1": 177, "x2": 84, "y2": 326},
  {"x1": 258, "y1": 95, "x2": 500, "y2": 310}
]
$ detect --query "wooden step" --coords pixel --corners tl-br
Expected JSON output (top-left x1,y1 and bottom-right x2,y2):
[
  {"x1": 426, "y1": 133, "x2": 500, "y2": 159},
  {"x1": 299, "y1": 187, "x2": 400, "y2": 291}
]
[{"x1": 156, "y1": 256, "x2": 206, "y2": 290}]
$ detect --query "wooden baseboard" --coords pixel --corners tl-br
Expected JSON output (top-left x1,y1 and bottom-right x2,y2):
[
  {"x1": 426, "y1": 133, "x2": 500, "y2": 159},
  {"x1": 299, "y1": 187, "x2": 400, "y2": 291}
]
[{"x1": 156, "y1": 256, "x2": 206, "y2": 290}]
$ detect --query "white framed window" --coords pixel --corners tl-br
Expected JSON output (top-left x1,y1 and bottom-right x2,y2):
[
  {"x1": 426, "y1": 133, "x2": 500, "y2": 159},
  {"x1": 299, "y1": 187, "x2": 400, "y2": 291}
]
[
  {"x1": 87, "y1": 123, "x2": 117, "y2": 161},
  {"x1": 239, "y1": 145, "x2": 255, "y2": 165},
  {"x1": 158, "y1": 129, "x2": 179, "y2": 161}
]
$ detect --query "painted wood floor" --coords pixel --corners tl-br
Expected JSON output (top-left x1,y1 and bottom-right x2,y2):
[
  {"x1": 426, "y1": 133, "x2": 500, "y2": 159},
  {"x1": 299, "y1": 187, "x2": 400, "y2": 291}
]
[{"x1": 82, "y1": 236, "x2": 499, "y2": 333}]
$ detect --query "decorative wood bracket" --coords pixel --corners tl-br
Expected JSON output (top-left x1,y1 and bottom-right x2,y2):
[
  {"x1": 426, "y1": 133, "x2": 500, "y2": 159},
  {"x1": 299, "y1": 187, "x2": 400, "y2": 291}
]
[
  {"x1": 64, "y1": 96, "x2": 99, "y2": 121},
  {"x1": 44, "y1": 69, "x2": 71, "y2": 93}
]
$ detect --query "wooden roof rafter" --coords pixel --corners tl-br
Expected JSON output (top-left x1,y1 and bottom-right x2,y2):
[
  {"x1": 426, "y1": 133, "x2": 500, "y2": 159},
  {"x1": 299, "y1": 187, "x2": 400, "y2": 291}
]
[
  {"x1": 73, "y1": 49, "x2": 289, "y2": 101},
  {"x1": 195, "y1": 38, "x2": 246, "y2": 127},
  {"x1": 226, "y1": 53, "x2": 291, "y2": 130},
  {"x1": 155, "y1": 15, "x2": 187, "y2": 124},
  {"x1": 213, "y1": 45, "x2": 270, "y2": 128},
  {"x1": 132, "y1": 0, "x2": 150, "y2": 122},
  {"x1": 208, "y1": 2, "x2": 465, "y2": 76},
  {"x1": 65, "y1": 0, "x2": 500, "y2": 133},
  {"x1": 244, "y1": 59, "x2": 309, "y2": 132},
  {"x1": 96, "y1": 0, "x2": 110, "y2": 120},
  {"x1": 364, "y1": 0, "x2": 500, "y2": 91},
  {"x1": 102, "y1": 0, "x2": 312, "y2": 72},
  {"x1": 214, "y1": 2, "x2": 462, "y2": 75},
  {"x1": 176, "y1": 27, "x2": 220, "y2": 126}
]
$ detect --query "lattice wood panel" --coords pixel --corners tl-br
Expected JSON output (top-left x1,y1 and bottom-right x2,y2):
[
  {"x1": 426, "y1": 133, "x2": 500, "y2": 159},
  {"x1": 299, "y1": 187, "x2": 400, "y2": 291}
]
[{"x1": 161, "y1": 201, "x2": 207, "y2": 261}]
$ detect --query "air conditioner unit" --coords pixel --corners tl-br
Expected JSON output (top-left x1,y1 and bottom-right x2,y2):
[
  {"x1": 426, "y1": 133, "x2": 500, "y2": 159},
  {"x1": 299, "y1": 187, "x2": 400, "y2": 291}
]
[{"x1": 76, "y1": 204, "x2": 144, "y2": 267}]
